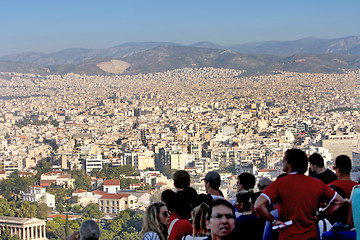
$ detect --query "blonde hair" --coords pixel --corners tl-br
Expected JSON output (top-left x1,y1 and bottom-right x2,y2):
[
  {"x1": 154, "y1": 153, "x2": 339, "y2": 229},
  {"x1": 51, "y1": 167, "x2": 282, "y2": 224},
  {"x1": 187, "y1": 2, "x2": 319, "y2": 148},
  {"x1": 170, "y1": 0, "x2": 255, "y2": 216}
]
[
  {"x1": 140, "y1": 202, "x2": 167, "y2": 240},
  {"x1": 192, "y1": 202, "x2": 209, "y2": 236},
  {"x1": 79, "y1": 219, "x2": 101, "y2": 240}
]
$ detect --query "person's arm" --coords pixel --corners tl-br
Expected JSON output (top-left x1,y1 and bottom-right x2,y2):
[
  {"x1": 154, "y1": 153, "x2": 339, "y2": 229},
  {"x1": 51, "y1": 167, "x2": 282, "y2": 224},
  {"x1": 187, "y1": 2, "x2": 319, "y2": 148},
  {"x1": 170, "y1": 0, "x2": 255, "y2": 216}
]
[
  {"x1": 314, "y1": 193, "x2": 345, "y2": 221},
  {"x1": 254, "y1": 194, "x2": 284, "y2": 226}
]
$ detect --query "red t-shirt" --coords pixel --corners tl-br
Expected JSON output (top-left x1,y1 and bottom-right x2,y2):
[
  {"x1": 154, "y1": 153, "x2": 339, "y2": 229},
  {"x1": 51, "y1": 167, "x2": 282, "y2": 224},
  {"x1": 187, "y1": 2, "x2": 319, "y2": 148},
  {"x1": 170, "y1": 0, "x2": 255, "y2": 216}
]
[
  {"x1": 262, "y1": 173, "x2": 336, "y2": 240},
  {"x1": 168, "y1": 212, "x2": 193, "y2": 240},
  {"x1": 328, "y1": 180, "x2": 358, "y2": 199}
]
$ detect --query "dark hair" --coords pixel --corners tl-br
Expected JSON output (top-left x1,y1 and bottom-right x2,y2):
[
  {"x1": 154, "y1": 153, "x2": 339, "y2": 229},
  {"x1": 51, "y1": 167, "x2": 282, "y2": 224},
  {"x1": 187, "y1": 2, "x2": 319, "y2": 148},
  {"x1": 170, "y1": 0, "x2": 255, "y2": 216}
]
[
  {"x1": 238, "y1": 172, "x2": 256, "y2": 190},
  {"x1": 206, "y1": 179, "x2": 220, "y2": 190},
  {"x1": 173, "y1": 170, "x2": 190, "y2": 189},
  {"x1": 161, "y1": 189, "x2": 177, "y2": 211},
  {"x1": 162, "y1": 187, "x2": 198, "y2": 219},
  {"x1": 335, "y1": 155, "x2": 352, "y2": 175},
  {"x1": 309, "y1": 153, "x2": 324, "y2": 168},
  {"x1": 236, "y1": 191, "x2": 252, "y2": 211},
  {"x1": 285, "y1": 148, "x2": 308, "y2": 174},
  {"x1": 206, "y1": 199, "x2": 235, "y2": 221},
  {"x1": 197, "y1": 193, "x2": 213, "y2": 206}
]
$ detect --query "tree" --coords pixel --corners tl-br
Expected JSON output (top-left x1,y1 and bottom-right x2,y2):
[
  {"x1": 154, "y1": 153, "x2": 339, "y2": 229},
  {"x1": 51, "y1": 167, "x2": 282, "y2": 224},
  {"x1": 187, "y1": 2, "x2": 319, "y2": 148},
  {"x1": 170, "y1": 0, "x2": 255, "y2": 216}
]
[
  {"x1": 35, "y1": 159, "x2": 52, "y2": 182},
  {"x1": 71, "y1": 169, "x2": 91, "y2": 191},
  {"x1": 37, "y1": 202, "x2": 51, "y2": 219},
  {"x1": 72, "y1": 205, "x2": 81, "y2": 213},
  {"x1": 65, "y1": 203, "x2": 72, "y2": 212},
  {"x1": 0, "y1": 199, "x2": 15, "y2": 217},
  {"x1": 83, "y1": 203, "x2": 101, "y2": 219},
  {"x1": 56, "y1": 203, "x2": 64, "y2": 213},
  {"x1": 18, "y1": 201, "x2": 37, "y2": 218}
]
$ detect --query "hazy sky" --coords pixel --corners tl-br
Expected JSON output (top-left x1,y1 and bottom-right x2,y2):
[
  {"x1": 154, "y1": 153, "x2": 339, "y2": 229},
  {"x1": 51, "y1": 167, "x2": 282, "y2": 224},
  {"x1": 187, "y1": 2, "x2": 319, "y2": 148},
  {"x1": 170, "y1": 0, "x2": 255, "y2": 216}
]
[{"x1": 1, "y1": 0, "x2": 359, "y2": 56}]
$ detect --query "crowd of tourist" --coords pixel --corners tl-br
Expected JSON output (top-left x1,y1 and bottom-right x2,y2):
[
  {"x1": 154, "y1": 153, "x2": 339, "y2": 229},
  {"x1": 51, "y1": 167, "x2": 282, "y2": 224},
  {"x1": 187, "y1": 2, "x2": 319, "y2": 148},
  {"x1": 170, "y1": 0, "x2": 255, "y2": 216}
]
[
  {"x1": 64, "y1": 148, "x2": 360, "y2": 240},
  {"x1": 141, "y1": 148, "x2": 360, "y2": 240}
]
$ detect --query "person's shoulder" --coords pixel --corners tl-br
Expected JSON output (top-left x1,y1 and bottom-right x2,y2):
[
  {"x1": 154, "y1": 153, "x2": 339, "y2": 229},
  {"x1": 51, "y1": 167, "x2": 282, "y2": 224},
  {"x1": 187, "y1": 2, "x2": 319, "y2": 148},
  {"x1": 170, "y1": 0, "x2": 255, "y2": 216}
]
[
  {"x1": 143, "y1": 231, "x2": 161, "y2": 240},
  {"x1": 176, "y1": 218, "x2": 192, "y2": 227}
]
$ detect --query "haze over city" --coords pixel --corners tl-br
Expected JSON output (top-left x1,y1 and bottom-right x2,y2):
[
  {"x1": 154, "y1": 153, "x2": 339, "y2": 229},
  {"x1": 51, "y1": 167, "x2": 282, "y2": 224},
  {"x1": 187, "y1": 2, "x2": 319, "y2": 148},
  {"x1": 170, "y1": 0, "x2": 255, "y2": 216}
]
[{"x1": 1, "y1": 0, "x2": 360, "y2": 56}]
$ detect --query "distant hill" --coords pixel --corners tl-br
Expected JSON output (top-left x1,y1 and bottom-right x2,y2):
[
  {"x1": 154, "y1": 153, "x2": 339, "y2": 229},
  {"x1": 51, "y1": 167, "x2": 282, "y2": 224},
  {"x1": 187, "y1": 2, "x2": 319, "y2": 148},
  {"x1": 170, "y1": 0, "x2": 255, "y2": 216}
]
[
  {"x1": 1, "y1": 36, "x2": 360, "y2": 66},
  {"x1": 0, "y1": 61, "x2": 49, "y2": 75},
  {"x1": 1, "y1": 38, "x2": 360, "y2": 76},
  {"x1": 0, "y1": 42, "x2": 178, "y2": 66},
  {"x1": 120, "y1": 45, "x2": 281, "y2": 75},
  {"x1": 228, "y1": 36, "x2": 360, "y2": 56}
]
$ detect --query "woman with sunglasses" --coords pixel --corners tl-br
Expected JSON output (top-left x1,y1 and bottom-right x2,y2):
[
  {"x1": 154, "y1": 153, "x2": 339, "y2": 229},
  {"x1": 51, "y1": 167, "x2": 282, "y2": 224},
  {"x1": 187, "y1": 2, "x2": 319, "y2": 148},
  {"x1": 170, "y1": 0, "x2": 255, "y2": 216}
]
[{"x1": 140, "y1": 202, "x2": 170, "y2": 240}]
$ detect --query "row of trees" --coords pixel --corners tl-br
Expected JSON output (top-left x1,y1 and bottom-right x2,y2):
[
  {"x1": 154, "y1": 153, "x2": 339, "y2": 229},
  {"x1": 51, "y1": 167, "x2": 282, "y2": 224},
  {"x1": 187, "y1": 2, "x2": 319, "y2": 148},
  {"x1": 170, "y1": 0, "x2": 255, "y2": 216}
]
[{"x1": 0, "y1": 198, "x2": 51, "y2": 219}]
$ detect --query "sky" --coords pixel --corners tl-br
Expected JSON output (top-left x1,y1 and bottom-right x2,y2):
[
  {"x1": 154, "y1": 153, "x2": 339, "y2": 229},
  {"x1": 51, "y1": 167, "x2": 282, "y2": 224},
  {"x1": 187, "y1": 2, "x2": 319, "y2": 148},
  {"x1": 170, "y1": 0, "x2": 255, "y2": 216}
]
[{"x1": 0, "y1": 0, "x2": 359, "y2": 56}]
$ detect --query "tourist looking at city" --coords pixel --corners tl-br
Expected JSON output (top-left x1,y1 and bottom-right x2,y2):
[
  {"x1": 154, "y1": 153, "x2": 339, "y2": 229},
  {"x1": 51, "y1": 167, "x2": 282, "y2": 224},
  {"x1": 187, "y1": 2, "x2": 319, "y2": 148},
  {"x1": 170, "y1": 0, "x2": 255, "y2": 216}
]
[
  {"x1": 161, "y1": 189, "x2": 193, "y2": 240},
  {"x1": 254, "y1": 148, "x2": 345, "y2": 240},
  {"x1": 232, "y1": 191, "x2": 263, "y2": 240},
  {"x1": 205, "y1": 199, "x2": 235, "y2": 240},
  {"x1": 140, "y1": 202, "x2": 170, "y2": 240},
  {"x1": 237, "y1": 172, "x2": 256, "y2": 193},
  {"x1": 182, "y1": 202, "x2": 210, "y2": 240},
  {"x1": 66, "y1": 219, "x2": 101, "y2": 240},
  {"x1": 309, "y1": 153, "x2": 337, "y2": 184},
  {"x1": 328, "y1": 155, "x2": 358, "y2": 199},
  {"x1": 173, "y1": 170, "x2": 191, "y2": 192},
  {"x1": 203, "y1": 171, "x2": 224, "y2": 201}
]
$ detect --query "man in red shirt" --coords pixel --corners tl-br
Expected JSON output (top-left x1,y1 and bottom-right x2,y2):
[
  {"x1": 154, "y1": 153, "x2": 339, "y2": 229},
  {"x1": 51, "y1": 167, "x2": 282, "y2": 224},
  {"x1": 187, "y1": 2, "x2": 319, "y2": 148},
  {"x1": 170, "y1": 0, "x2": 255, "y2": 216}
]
[
  {"x1": 328, "y1": 155, "x2": 358, "y2": 199},
  {"x1": 254, "y1": 148, "x2": 345, "y2": 240}
]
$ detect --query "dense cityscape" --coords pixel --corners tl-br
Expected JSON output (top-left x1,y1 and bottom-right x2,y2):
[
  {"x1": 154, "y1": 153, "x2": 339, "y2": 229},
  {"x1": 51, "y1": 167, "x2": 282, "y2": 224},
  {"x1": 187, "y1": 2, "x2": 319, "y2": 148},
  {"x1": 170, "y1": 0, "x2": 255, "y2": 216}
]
[{"x1": 1, "y1": 67, "x2": 360, "y2": 239}]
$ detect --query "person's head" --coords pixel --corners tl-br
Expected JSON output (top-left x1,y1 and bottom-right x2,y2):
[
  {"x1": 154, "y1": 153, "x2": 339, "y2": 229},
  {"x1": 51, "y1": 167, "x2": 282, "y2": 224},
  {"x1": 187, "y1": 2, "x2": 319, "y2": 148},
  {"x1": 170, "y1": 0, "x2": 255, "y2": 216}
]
[
  {"x1": 173, "y1": 170, "x2": 190, "y2": 190},
  {"x1": 283, "y1": 148, "x2": 308, "y2": 174},
  {"x1": 204, "y1": 171, "x2": 221, "y2": 192},
  {"x1": 140, "y1": 202, "x2": 170, "y2": 240},
  {"x1": 161, "y1": 189, "x2": 177, "y2": 211},
  {"x1": 309, "y1": 153, "x2": 325, "y2": 172},
  {"x1": 192, "y1": 202, "x2": 209, "y2": 235},
  {"x1": 206, "y1": 199, "x2": 235, "y2": 240},
  {"x1": 79, "y1": 220, "x2": 101, "y2": 240},
  {"x1": 237, "y1": 172, "x2": 255, "y2": 192},
  {"x1": 334, "y1": 155, "x2": 352, "y2": 175},
  {"x1": 257, "y1": 177, "x2": 272, "y2": 191},
  {"x1": 235, "y1": 191, "x2": 252, "y2": 212}
]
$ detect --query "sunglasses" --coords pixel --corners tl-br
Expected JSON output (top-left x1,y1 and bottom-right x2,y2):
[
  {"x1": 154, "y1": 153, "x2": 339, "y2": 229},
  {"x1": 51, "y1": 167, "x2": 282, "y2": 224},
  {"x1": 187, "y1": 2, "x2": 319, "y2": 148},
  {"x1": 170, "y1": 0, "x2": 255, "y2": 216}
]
[{"x1": 162, "y1": 211, "x2": 170, "y2": 217}]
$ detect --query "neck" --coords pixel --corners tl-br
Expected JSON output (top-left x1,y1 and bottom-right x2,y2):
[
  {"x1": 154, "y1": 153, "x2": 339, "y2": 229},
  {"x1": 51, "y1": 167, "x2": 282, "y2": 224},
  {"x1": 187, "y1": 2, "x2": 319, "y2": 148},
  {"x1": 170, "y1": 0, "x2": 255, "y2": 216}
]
[
  {"x1": 338, "y1": 174, "x2": 351, "y2": 181},
  {"x1": 208, "y1": 188, "x2": 220, "y2": 196},
  {"x1": 316, "y1": 167, "x2": 327, "y2": 174},
  {"x1": 241, "y1": 210, "x2": 252, "y2": 215}
]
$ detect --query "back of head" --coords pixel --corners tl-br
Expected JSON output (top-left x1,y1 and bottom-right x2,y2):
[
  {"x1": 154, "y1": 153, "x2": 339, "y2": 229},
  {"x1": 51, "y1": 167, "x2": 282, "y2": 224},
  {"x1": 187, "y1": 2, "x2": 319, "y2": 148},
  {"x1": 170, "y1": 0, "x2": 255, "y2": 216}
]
[
  {"x1": 204, "y1": 171, "x2": 221, "y2": 190},
  {"x1": 285, "y1": 148, "x2": 308, "y2": 174},
  {"x1": 309, "y1": 153, "x2": 324, "y2": 167},
  {"x1": 236, "y1": 191, "x2": 252, "y2": 212},
  {"x1": 79, "y1": 220, "x2": 100, "y2": 240},
  {"x1": 192, "y1": 202, "x2": 209, "y2": 235},
  {"x1": 335, "y1": 155, "x2": 352, "y2": 175},
  {"x1": 161, "y1": 189, "x2": 177, "y2": 212},
  {"x1": 238, "y1": 172, "x2": 255, "y2": 190},
  {"x1": 257, "y1": 177, "x2": 272, "y2": 191},
  {"x1": 173, "y1": 170, "x2": 190, "y2": 189}
]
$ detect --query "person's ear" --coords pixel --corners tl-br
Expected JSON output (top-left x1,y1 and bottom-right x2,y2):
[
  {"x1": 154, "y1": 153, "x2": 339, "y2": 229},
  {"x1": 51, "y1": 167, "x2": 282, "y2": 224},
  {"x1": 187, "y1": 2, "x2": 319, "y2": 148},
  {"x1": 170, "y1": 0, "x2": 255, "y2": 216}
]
[{"x1": 206, "y1": 219, "x2": 211, "y2": 230}]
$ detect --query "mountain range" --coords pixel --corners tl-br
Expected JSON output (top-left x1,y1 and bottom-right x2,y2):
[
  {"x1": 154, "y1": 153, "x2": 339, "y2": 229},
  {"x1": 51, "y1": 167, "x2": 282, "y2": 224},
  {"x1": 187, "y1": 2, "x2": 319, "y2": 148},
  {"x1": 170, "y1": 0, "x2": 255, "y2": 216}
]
[{"x1": 1, "y1": 36, "x2": 360, "y2": 76}]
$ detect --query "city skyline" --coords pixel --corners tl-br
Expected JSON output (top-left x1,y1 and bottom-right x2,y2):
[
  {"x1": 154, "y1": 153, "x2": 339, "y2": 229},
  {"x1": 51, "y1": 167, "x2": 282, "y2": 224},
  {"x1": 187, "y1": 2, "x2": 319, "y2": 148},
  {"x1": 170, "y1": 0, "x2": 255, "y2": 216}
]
[{"x1": 1, "y1": 0, "x2": 360, "y2": 56}]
